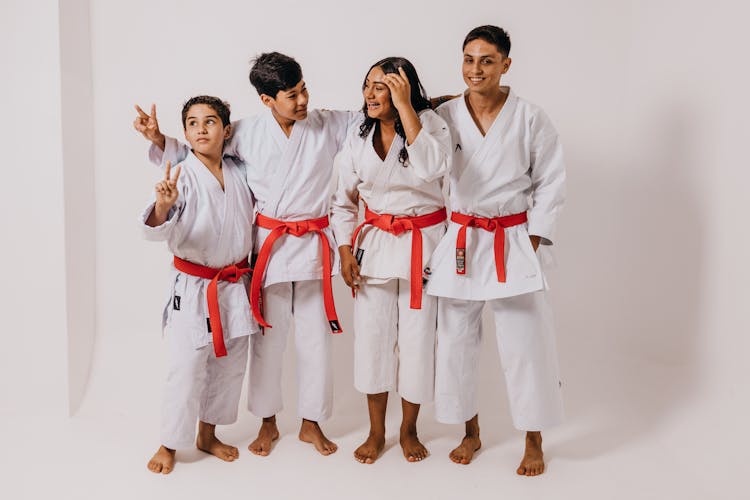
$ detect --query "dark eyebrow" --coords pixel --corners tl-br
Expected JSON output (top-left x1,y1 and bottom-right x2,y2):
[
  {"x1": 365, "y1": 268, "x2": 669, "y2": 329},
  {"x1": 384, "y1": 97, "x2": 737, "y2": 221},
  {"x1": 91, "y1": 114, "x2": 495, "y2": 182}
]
[{"x1": 186, "y1": 114, "x2": 219, "y2": 120}]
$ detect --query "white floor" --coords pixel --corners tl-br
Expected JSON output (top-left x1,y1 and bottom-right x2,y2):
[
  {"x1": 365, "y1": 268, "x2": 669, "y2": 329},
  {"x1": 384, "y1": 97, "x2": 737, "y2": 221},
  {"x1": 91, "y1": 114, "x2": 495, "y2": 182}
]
[{"x1": 2, "y1": 322, "x2": 743, "y2": 500}]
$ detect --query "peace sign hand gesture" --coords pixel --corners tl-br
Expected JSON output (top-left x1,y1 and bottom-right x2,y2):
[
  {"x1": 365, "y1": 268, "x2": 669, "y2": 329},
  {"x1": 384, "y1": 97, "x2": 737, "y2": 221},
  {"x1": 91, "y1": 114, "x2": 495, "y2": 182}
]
[
  {"x1": 146, "y1": 161, "x2": 182, "y2": 227},
  {"x1": 133, "y1": 103, "x2": 166, "y2": 150}
]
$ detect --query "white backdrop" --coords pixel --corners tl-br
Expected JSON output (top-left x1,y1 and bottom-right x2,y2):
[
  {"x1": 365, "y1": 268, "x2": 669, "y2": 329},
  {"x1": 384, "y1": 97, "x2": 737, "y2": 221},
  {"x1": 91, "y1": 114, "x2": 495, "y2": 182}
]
[{"x1": 1, "y1": 1, "x2": 749, "y2": 499}]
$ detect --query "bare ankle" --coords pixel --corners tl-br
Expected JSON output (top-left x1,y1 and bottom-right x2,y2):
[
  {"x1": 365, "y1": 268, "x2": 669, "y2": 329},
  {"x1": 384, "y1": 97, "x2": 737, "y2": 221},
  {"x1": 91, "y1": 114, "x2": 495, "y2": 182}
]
[
  {"x1": 526, "y1": 431, "x2": 542, "y2": 445},
  {"x1": 465, "y1": 415, "x2": 480, "y2": 438}
]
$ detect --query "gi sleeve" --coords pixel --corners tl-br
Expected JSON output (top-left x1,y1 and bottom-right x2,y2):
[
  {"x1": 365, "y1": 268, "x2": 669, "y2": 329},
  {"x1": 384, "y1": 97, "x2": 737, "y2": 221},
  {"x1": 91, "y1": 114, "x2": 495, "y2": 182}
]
[
  {"x1": 527, "y1": 111, "x2": 566, "y2": 245},
  {"x1": 147, "y1": 136, "x2": 190, "y2": 169},
  {"x1": 405, "y1": 110, "x2": 451, "y2": 183},
  {"x1": 330, "y1": 136, "x2": 360, "y2": 247},
  {"x1": 222, "y1": 118, "x2": 253, "y2": 162},
  {"x1": 322, "y1": 109, "x2": 360, "y2": 152}
]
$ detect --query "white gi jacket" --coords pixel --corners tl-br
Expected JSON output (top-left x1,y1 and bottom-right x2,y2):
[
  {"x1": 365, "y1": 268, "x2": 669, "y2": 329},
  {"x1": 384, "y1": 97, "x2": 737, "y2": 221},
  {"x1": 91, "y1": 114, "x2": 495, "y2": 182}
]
[
  {"x1": 149, "y1": 109, "x2": 356, "y2": 287},
  {"x1": 331, "y1": 109, "x2": 451, "y2": 283},
  {"x1": 141, "y1": 152, "x2": 258, "y2": 348},
  {"x1": 426, "y1": 88, "x2": 566, "y2": 300}
]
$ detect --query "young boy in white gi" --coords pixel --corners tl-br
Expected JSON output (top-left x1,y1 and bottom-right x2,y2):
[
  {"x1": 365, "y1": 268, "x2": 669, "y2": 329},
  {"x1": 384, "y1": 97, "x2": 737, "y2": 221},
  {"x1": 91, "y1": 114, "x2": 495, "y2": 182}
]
[
  {"x1": 331, "y1": 57, "x2": 451, "y2": 463},
  {"x1": 141, "y1": 96, "x2": 257, "y2": 474},
  {"x1": 426, "y1": 26, "x2": 566, "y2": 475},
  {"x1": 135, "y1": 52, "x2": 355, "y2": 456}
]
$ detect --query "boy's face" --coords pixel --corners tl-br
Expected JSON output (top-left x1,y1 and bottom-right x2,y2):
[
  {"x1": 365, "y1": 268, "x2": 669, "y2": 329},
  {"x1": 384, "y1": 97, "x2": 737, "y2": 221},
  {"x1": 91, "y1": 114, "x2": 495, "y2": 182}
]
[
  {"x1": 261, "y1": 79, "x2": 309, "y2": 122},
  {"x1": 462, "y1": 39, "x2": 511, "y2": 94},
  {"x1": 183, "y1": 104, "x2": 230, "y2": 156}
]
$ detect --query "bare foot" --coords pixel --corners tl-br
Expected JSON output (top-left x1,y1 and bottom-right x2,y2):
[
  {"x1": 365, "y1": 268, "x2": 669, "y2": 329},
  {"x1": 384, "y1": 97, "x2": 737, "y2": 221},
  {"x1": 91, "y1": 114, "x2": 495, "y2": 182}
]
[
  {"x1": 449, "y1": 435, "x2": 482, "y2": 465},
  {"x1": 147, "y1": 445, "x2": 175, "y2": 474},
  {"x1": 400, "y1": 428, "x2": 428, "y2": 462},
  {"x1": 353, "y1": 433, "x2": 385, "y2": 464},
  {"x1": 196, "y1": 434, "x2": 238, "y2": 462},
  {"x1": 517, "y1": 431, "x2": 545, "y2": 476},
  {"x1": 248, "y1": 416, "x2": 280, "y2": 456},
  {"x1": 299, "y1": 419, "x2": 338, "y2": 456}
]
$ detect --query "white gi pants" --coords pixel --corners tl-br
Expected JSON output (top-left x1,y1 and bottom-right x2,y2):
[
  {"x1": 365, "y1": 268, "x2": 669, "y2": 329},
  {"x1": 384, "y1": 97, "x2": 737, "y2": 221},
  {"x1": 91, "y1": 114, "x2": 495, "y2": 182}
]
[
  {"x1": 435, "y1": 291, "x2": 563, "y2": 431},
  {"x1": 248, "y1": 279, "x2": 333, "y2": 421},
  {"x1": 160, "y1": 328, "x2": 249, "y2": 450},
  {"x1": 353, "y1": 278, "x2": 437, "y2": 404}
]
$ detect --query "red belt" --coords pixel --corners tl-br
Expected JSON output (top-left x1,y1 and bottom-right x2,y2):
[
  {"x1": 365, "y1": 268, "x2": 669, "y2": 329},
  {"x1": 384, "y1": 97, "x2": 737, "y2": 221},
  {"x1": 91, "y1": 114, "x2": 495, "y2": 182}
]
[
  {"x1": 451, "y1": 211, "x2": 528, "y2": 282},
  {"x1": 173, "y1": 256, "x2": 251, "y2": 357},
  {"x1": 250, "y1": 213, "x2": 342, "y2": 333},
  {"x1": 351, "y1": 207, "x2": 447, "y2": 309}
]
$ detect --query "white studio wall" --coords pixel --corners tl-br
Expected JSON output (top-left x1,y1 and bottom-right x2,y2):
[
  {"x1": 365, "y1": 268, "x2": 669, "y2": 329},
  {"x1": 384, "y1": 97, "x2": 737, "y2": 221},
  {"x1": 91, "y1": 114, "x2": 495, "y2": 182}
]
[
  {"x1": 0, "y1": 0, "x2": 748, "y2": 497},
  {"x1": 1, "y1": 0, "x2": 71, "y2": 417}
]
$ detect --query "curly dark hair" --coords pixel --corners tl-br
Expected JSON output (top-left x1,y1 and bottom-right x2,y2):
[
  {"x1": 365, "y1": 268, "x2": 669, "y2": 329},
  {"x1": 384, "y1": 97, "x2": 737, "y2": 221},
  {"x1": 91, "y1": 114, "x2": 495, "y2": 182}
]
[
  {"x1": 358, "y1": 57, "x2": 431, "y2": 165},
  {"x1": 249, "y1": 52, "x2": 303, "y2": 98},
  {"x1": 181, "y1": 95, "x2": 231, "y2": 128}
]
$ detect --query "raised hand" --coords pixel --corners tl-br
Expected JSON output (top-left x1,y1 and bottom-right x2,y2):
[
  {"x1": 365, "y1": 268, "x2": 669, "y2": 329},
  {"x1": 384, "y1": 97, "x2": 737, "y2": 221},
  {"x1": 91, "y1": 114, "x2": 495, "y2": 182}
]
[
  {"x1": 383, "y1": 67, "x2": 412, "y2": 113},
  {"x1": 155, "y1": 160, "x2": 182, "y2": 210},
  {"x1": 133, "y1": 103, "x2": 166, "y2": 149},
  {"x1": 145, "y1": 161, "x2": 182, "y2": 228}
]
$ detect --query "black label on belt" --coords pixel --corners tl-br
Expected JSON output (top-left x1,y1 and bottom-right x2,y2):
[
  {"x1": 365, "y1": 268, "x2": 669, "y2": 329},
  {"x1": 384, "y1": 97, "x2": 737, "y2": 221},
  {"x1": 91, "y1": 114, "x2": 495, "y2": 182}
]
[
  {"x1": 355, "y1": 248, "x2": 364, "y2": 266},
  {"x1": 329, "y1": 320, "x2": 342, "y2": 333},
  {"x1": 206, "y1": 318, "x2": 212, "y2": 333}
]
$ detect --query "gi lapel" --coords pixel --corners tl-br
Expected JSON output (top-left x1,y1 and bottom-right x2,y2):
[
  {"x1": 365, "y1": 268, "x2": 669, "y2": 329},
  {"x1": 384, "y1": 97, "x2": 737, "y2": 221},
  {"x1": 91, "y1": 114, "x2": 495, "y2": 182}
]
[
  {"x1": 266, "y1": 112, "x2": 307, "y2": 215},
  {"x1": 369, "y1": 127, "x2": 403, "y2": 203},
  {"x1": 454, "y1": 88, "x2": 519, "y2": 194}
]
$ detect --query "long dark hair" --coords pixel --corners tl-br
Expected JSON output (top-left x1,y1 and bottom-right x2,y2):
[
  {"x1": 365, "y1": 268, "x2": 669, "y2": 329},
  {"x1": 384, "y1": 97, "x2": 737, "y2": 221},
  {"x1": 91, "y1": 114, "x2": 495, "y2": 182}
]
[{"x1": 359, "y1": 57, "x2": 431, "y2": 165}]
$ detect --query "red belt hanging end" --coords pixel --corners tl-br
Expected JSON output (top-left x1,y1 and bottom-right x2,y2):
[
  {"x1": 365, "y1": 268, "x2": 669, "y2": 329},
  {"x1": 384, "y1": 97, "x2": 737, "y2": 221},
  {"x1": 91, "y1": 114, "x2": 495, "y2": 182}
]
[
  {"x1": 450, "y1": 211, "x2": 528, "y2": 282},
  {"x1": 350, "y1": 207, "x2": 446, "y2": 310},
  {"x1": 252, "y1": 213, "x2": 343, "y2": 335},
  {"x1": 173, "y1": 256, "x2": 251, "y2": 358},
  {"x1": 456, "y1": 247, "x2": 467, "y2": 275}
]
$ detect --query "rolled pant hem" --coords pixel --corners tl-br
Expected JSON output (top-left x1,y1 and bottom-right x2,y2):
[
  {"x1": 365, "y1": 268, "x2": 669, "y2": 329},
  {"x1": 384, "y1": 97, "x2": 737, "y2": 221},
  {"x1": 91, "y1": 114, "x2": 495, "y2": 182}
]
[
  {"x1": 434, "y1": 409, "x2": 478, "y2": 425},
  {"x1": 298, "y1": 411, "x2": 332, "y2": 423},
  {"x1": 511, "y1": 415, "x2": 564, "y2": 432},
  {"x1": 355, "y1": 383, "x2": 394, "y2": 396},
  {"x1": 248, "y1": 404, "x2": 283, "y2": 419},
  {"x1": 198, "y1": 415, "x2": 238, "y2": 426},
  {"x1": 161, "y1": 438, "x2": 195, "y2": 451},
  {"x1": 398, "y1": 391, "x2": 434, "y2": 405}
]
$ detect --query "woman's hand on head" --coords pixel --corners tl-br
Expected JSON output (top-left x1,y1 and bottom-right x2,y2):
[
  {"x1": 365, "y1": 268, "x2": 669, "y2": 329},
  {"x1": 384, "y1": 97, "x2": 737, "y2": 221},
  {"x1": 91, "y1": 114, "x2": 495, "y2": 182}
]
[{"x1": 384, "y1": 67, "x2": 412, "y2": 114}]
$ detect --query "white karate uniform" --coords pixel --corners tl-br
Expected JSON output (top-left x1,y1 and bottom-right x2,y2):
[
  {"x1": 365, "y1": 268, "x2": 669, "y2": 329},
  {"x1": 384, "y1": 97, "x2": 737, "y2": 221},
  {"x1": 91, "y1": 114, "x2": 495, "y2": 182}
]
[
  {"x1": 150, "y1": 108, "x2": 355, "y2": 421},
  {"x1": 141, "y1": 152, "x2": 257, "y2": 449},
  {"x1": 331, "y1": 109, "x2": 451, "y2": 403},
  {"x1": 427, "y1": 88, "x2": 566, "y2": 430}
]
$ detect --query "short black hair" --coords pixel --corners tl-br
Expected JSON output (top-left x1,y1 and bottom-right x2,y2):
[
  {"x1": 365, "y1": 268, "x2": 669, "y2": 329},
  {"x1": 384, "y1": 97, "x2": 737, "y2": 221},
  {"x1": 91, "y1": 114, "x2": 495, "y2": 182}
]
[
  {"x1": 463, "y1": 25, "x2": 511, "y2": 57},
  {"x1": 181, "y1": 95, "x2": 231, "y2": 129},
  {"x1": 249, "y1": 52, "x2": 303, "y2": 98}
]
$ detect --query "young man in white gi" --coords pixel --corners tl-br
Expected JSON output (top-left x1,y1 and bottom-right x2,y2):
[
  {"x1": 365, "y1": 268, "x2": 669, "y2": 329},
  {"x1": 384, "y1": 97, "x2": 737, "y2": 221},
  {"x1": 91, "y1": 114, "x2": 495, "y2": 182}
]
[
  {"x1": 135, "y1": 52, "x2": 355, "y2": 456},
  {"x1": 426, "y1": 25, "x2": 566, "y2": 475},
  {"x1": 331, "y1": 57, "x2": 451, "y2": 463},
  {"x1": 142, "y1": 96, "x2": 257, "y2": 474}
]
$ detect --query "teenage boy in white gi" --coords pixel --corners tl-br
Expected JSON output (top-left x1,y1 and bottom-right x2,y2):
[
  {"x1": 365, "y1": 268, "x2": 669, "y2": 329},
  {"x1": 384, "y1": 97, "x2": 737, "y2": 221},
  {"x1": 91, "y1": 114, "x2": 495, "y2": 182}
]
[
  {"x1": 427, "y1": 25, "x2": 566, "y2": 475},
  {"x1": 135, "y1": 52, "x2": 355, "y2": 456},
  {"x1": 142, "y1": 96, "x2": 257, "y2": 474}
]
